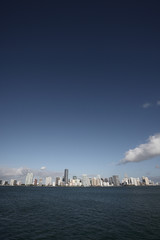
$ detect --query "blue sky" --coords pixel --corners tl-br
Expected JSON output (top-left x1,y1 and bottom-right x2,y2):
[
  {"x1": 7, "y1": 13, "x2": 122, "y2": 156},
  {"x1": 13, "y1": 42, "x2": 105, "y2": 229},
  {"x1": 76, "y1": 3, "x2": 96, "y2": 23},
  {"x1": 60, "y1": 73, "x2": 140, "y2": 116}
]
[{"x1": 0, "y1": 1, "x2": 160, "y2": 181}]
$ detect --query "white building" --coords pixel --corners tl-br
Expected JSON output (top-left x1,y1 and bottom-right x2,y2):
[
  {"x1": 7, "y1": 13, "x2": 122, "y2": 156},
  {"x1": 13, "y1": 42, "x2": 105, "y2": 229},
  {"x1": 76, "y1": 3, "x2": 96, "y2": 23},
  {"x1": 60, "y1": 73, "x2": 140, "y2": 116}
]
[
  {"x1": 69, "y1": 178, "x2": 82, "y2": 187},
  {"x1": 82, "y1": 174, "x2": 90, "y2": 187},
  {"x1": 129, "y1": 177, "x2": 138, "y2": 186},
  {"x1": 25, "y1": 173, "x2": 33, "y2": 185},
  {"x1": 10, "y1": 179, "x2": 17, "y2": 186},
  {"x1": 122, "y1": 177, "x2": 129, "y2": 185},
  {"x1": 142, "y1": 176, "x2": 149, "y2": 185},
  {"x1": 103, "y1": 181, "x2": 109, "y2": 187},
  {"x1": 45, "y1": 177, "x2": 52, "y2": 186},
  {"x1": 122, "y1": 177, "x2": 141, "y2": 186}
]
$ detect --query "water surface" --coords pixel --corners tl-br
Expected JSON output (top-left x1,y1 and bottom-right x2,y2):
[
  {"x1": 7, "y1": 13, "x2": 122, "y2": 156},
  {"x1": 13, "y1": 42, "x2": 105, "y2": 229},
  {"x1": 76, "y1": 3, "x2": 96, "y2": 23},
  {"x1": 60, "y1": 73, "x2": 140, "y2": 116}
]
[{"x1": 0, "y1": 186, "x2": 160, "y2": 240}]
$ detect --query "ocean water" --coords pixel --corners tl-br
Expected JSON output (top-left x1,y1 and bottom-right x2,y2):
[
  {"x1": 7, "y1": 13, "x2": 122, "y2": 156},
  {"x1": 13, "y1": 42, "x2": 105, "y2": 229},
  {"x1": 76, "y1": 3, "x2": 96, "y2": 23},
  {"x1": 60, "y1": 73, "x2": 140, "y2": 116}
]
[{"x1": 0, "y1": 186, "x2": 160, "y2": 240}]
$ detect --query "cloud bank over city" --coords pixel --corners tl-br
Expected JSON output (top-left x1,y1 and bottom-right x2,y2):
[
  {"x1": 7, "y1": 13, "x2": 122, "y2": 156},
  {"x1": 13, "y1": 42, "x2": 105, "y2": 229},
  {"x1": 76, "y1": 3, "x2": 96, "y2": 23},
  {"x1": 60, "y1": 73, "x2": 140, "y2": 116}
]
[
  {"x1": 0, "y1": 167, "x2": 29, "y2": 177},
  {"x1": 0, "y1": 167, "x2": 63, "y2": 181},
  {"x1": 120, "y1": 134, "x2": 160, "y2": 164}
]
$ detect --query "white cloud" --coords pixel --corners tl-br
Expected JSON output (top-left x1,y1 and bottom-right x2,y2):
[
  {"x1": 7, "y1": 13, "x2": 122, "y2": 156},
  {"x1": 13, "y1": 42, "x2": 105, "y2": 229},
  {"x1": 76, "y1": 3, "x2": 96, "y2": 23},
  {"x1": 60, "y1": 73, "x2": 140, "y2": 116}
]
[
  {"x1": 142, "y1": 102, "x2": 152, "y2": 108},
  {"x1": 40, "y1": 166, "x2": 46, "y2": 170},
  {"x1": 119, "y1": 134, "x2": 160, "y2": 164},
  {"x1": 157, "y1": 100, "x2": 160, "y2": 106}
]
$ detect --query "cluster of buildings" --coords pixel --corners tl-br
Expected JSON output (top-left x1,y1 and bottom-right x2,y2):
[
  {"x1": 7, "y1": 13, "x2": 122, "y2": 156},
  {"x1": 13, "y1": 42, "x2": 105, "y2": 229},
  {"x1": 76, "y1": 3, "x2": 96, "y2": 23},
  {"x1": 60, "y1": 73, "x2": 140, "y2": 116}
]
[
  {"x1": 0, "y1": 169, "x2": 158, "y2": 187},
  {"x1": 121, "y1": 176, "x2": 155, "y2": 186}
]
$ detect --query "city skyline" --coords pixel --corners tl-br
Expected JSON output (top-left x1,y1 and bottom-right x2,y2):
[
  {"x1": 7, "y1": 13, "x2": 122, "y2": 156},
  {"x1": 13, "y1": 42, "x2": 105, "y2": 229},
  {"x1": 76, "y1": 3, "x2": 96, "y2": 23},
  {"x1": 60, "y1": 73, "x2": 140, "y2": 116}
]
[
  {"x1": 1, "y1": 1, "x2": 160, "y2": 181},
  {"x1": 0, "y1": 166, "x2": 159, "y2": 185},
  {"x1": 0, "y1": 168, "x2": 157, "y2": 187}
]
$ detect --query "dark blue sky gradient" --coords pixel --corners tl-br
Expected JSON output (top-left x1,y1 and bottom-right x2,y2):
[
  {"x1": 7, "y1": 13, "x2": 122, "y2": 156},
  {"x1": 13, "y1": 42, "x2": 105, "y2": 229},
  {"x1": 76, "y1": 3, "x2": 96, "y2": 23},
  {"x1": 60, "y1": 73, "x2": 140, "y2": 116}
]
[{"x1": 0, "y1": 1, "x2": 160, "y2": 179}]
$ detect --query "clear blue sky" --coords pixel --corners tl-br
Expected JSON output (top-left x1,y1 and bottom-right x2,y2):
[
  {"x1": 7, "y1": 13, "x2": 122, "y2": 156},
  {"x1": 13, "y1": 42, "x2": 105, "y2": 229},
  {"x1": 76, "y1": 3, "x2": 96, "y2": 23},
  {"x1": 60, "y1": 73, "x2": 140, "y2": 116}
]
[{"x1": 0, "y1": 0, "x2": 160, "y2": 181}]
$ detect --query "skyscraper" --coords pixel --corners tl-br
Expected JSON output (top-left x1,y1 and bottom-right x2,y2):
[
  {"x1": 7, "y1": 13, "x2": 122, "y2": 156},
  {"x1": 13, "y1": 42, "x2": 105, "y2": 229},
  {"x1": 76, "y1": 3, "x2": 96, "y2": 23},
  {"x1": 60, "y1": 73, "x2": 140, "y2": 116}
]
[
  {"x1": 25, "y1": 172, "x2": 33, "y2": 185},
  {"x1": 64, "y1": 169, "x2": 69, "y2": 184}
]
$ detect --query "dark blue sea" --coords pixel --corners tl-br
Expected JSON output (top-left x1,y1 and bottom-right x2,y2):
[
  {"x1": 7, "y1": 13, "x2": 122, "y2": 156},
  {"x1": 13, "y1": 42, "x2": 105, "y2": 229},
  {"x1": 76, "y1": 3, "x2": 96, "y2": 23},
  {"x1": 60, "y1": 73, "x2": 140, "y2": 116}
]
[{"x1": 0, "y1": 186, "x2": 160, "y2": 240}]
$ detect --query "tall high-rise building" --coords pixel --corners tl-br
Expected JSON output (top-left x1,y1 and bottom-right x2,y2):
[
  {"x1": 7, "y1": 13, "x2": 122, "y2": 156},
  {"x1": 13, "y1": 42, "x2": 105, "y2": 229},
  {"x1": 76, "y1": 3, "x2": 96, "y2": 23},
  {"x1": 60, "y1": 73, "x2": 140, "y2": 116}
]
[
  {"x1": 25, "y1": 173, "x2": 33, "y2": 185},
  {"x1": 64, "y1": 169, "x2": 69, "y2": 184}
]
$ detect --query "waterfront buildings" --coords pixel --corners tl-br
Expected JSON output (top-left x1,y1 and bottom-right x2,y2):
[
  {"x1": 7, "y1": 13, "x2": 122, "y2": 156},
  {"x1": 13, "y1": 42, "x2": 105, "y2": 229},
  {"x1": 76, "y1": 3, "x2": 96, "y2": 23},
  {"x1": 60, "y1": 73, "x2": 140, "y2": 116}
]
[
  {"x1": 91, "y1": 175, "x2": 102, "y2": 186},
  {"x1": 69, "y1": 178, "x2": 81, "y2": 187},
  {"x1": 122, "y1": 177, "x2": 141, "y2": 186},
  {"x1": 0, "y1": 167, "x2": 158, "y2": 187}
]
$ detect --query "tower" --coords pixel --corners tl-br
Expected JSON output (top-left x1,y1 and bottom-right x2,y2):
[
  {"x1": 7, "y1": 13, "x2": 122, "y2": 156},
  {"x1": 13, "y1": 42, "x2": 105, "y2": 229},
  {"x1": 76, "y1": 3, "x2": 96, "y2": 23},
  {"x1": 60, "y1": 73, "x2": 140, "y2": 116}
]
[{"x1": 64, "y1": 169, "x2": 69, "y2": 184}]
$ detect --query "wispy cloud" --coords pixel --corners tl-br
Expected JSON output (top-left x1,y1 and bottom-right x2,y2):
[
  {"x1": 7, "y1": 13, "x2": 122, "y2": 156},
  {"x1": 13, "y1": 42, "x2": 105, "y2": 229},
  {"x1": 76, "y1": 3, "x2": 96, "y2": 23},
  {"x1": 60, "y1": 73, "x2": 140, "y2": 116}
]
[
  {"x1": 142, "y1": 102, "x2": 152, "y2": 108},
  {"x1": 142, "y1": 100, "x2": 160, "y2": 108},
  {"x1": 157, "y1": 100, "x2": 160, "y2": 106},
  {"x1": 119, "y1": 134, "x2": 160, "y2": 164}
]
